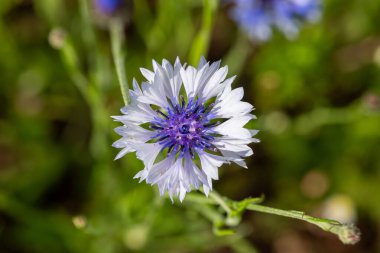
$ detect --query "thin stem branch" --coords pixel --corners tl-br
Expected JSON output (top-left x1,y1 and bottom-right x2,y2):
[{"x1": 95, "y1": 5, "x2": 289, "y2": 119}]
[
  {"x1": 110, "y1": 19, "x2": 130, "y2": 105},
  {"x1": 186, "y1": 193, "x2": 217, "y2": 205},
  {"x1": 58, "y1": 36, "x2": 88, "y2": 100},
  {"x1": 246, "y1": 204, "x2": 308, "y2": 220},
  {"x1": 186, "y1": 190, "x2": 360, "y2": 244},
  {"x1": 246, "y1": 203, "x2": 360, "y2": 244},
  {"x1": 209, "y1": 191, "x2": 232, "y2": 213}
]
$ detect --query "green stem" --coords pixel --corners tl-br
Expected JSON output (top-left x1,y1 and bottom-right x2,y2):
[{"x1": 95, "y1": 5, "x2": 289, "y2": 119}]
[
  {"x1": 209, "y1": 191, "x2": 232, "y2": 213},
  {"x1": 59, "y1": 36, "x2": 88, "y2": 100},
  {"x1": 110, "y1": 19, "x2": 130, "y2": 105},
  {"x1": 189, "y1": 0, "x2": 218, "y2": 65},
  {"x1": 79, "y1": 0, "x2": 97, "y2": 59},
  {"x1": 246, "y1": 203, "x2": 360, "y2": 244},
  {"x1": 186, "y1": 191, "x2": 360, "y2": 244},
  {"x1": 186, "y1": 193, "x2": 216, "y2": 205},
  {"x1": 246, "y1": 204, "x2": 309, "y2": 220}
]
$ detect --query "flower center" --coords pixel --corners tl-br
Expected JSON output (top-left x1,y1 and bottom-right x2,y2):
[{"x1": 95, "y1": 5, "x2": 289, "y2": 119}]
[{"x1": 150, "y1": 96, "x2": 218, "y2": 159}]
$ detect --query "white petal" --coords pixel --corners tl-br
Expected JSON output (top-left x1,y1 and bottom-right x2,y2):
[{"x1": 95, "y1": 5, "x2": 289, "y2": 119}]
[
  {"x1": 146, "y1": 156, "x2": 175, "y2": 184},
  {"x1": 220, "y1": 150, "x2": 248, "y2": 168},
  {"x1": 181, "y1": 60, "x2": 223, "y2": 99},
  {"x1": 213, "y1": 135, "x2": 259, "y2": 168},
  {"x1": 156, "y1": 158, "x2": 182, "y2": 198},
  {"x1": 134, "y1": 169, "x2": 149, "y2": 182},
  {"x1": 179, "y1": 185, "x2": 187, "y2": 202},
  {"x1": 250, "y1": 130, "x2": 259, "y2": 137},
  {"x1": 213, "y1": 115, "x2": 255, "y2": 139},
  {"x1": 214, "y1": 137, "x2": 253, "y2": 155},
  {"x1": 203, "y1": 184, "x2": 211, "y2": 196},
  {"x1": 197, "y1": 56, "x2": 208, "y2": 69},
  {"x1": 194, "y1": 61, "x2": 221, "y2": 97},
  {"x1": 139, "y1": 63, "x2": 174, "y2": 107},
  {"x1": 112, "y1": 102, "x2": 156, "y2": 124},
  {"x1": 155, "y1": 63, "x2": 174, "y2": 97},
  {"x1": 138, "y1": 86, "x2": 163, "y2": 106},
  {"x1": 114, "y1": 124, "x2": 153, "y2": 143},
  {"x1": 171, "y1": 57, "x2": 183, "y2": 99},
  {"x1": 203, "y1": 60, "x2": 221, "y2": 82},
  {"x1": 217, "y1": 80, "x2": 232, "y2": 101},
  {"x1": 152, "y1": 59, "x2": 159, "y2": 71},
  {"x1": 140, "y1": 68, "x2": 155, "y2": 82},
  {"x1": 200, "y1": 66, "x2": 228, "y2": 100},
  {"x1": 159, "y1": 59, "x2": 182, "y2": 101},
  {"x1": 213, "y1": 85, "x2": 254, "y2": 118},
  {"x1": 130, "y1": 143, "x2": 162, "y2": 169},
  {"x1": 112, "y1": 138, "x2": 128, "y2": 148},
  {"x1": 199, "y1": 152, "x2": 225, "y2": 182},
  {"x1": 132, "y1": 78, "x2": 143, "y2": 95},
  {"x1": 114, "y1": 146, "x2": 134, "y2": 160},
  {"x1": 217, "y1": 102, "x2": 253, "y2": 118},
  {"x1": 215, "y1": 136, "x2": 257, "y2": 145},
  {"x1": 180, "y1": 66, "x2": 198, "y2": 97},
  {"x1": 183, "y1": 154, "x2": 204, "y2": 190}
]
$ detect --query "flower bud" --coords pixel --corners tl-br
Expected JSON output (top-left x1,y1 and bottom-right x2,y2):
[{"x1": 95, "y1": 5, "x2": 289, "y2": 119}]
[
  {"x1": 48, "y1": 27, "x2": 67, "y2": 50},
  {"x1": 94, "y1": 0, "x2": 123, "y2": 16},
  {"x1": 92, "y1": 0, "x2": 133, "y2": 26},
  {"x1": 337, "y1": 224, "x2": 361, "y2": 245}
]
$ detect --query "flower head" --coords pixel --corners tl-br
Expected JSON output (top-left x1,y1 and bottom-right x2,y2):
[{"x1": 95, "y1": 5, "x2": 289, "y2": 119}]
[
  {"x1": 229, "y1": 0, "x2": 321, "y2": 41},
  {"x1": 94, "y1": 0, "x2": 123, "y2": 15},
  {"x1": 113, "y1": 58, "x2": 259, "y2": 201}
]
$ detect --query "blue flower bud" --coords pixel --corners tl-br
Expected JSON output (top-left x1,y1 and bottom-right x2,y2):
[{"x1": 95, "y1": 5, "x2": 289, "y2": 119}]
[{"x1": 94, "y1": 0, "x2": 123, "y2": 15}]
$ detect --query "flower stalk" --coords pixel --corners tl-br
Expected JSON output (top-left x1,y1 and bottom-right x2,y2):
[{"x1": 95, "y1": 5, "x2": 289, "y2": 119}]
[
  {"x1": 110, "y1": 19, "x2": 130, "y2": 105},
  {"x1": 188, "y1": 191, "x2": 361, "y2": 245},
  {"x1": 246, "y1": 203, "x2": 361, "y2": 245},
  {"x1": 189, "y1": 0, "x2": 218, "y2": 65}
]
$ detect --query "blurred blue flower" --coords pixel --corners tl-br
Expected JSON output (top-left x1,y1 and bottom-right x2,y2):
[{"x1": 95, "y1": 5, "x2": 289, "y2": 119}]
[
  {"x1": 94, "y1": 0, "x2": 123, "y2": 15},
  {"x1": 229, "y1": 0, "x2": 321, "y2": 41},
  {"x1": 112, "y1": 58, "x2": 259, "y2": 201}
]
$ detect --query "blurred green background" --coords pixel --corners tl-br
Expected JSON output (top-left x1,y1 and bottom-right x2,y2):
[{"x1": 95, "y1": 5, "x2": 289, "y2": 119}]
[{"x1": 1, "y1": 0, "x2": 380, "y2": 252}]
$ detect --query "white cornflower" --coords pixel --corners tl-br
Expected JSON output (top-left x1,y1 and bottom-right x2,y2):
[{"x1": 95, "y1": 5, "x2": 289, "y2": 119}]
[{"x1": 112, "y1": 57, "x2": 259, "y2": 201}]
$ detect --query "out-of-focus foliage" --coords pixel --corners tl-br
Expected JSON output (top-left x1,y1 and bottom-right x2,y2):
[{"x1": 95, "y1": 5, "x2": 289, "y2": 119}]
[{"x1": 0, "y1": 0, "x2": 379, "y2": 252}]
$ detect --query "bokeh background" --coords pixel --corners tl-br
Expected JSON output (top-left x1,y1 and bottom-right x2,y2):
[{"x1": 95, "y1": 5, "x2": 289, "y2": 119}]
[{"x1": 1, "y1": 0, "x2": 380, "y2": 252}]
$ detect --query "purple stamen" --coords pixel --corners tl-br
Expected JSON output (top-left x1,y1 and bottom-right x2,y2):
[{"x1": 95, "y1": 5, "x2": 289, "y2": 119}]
[
  {"x1": 149, "y1": 97, "x2": 217, "y2": 159},
  {"x1": 156, "y1": 110, "x2": 169, "y2": 119}
]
